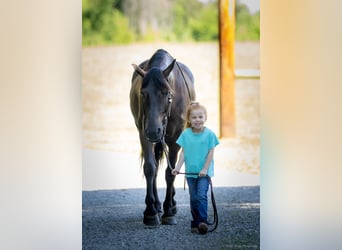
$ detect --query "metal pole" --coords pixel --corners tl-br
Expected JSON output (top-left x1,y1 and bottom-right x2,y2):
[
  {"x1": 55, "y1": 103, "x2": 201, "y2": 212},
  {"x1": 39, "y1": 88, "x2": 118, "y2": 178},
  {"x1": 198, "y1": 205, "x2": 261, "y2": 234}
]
[{"x1": 219, "y1": 0, "x2": 235, "y2": 138}]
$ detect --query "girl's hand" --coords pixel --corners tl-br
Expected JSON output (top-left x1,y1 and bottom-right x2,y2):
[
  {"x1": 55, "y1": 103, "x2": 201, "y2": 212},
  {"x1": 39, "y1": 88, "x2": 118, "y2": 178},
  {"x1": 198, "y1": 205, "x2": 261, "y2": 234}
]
[
  {"x1": 171, "y1": 169, "x2": 179, "y2": 176},
  {"x1": 199, "y1": 169, "x2": 207, "y2": 177}
]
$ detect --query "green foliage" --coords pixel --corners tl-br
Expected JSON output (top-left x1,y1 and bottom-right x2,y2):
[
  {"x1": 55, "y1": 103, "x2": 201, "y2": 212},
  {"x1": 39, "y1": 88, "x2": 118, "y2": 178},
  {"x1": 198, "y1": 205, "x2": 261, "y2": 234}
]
[
  {"x1": 189, "y1": 3, "x2": 218, "y2": 41},
  {"x1": 82, "y1": 0, "x2": 259, "y2": 46},
  {"x1": 82, "y1": 0, "x2": 135, "y2": 46},
  {"x1": 171, "y1": 0, "x2": 202, "y2": 41},
  {"x1": 235, "y1": 1, "x2": 260, "y2": 41}
]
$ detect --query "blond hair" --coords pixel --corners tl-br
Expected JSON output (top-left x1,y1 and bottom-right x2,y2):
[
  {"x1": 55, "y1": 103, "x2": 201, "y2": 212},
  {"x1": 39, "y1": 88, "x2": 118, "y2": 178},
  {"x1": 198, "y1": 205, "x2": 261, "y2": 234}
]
[{"x1": 185, "y1": 102, "x2": 208, "y2": 128}]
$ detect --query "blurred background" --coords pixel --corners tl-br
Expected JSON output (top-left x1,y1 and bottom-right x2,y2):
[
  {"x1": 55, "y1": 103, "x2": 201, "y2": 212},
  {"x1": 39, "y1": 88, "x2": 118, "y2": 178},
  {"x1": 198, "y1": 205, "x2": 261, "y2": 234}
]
[
  {"x1": 82, "y1": 0, "x2": 260, "y2": 190},
  {"x1": 82, "y1": 0, "x2": 259, "y2": 45}
]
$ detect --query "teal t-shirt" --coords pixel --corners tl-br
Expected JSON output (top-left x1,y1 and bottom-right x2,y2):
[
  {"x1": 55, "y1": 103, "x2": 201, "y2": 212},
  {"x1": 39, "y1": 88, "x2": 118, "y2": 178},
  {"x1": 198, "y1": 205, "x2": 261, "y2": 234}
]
[{"x1": 176, "y1": 127, "x2": 219, "y2": 178}]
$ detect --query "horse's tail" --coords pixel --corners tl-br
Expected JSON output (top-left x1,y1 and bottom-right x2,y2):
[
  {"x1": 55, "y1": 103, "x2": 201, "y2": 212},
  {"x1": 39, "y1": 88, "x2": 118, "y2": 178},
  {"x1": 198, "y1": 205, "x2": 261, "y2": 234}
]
[
  {"x1": 155, "y1": 142, "x2": 164, "y2": 170},
  {"x1": 139, "y1": 142, "x2": 164, "y2": 172},
  {"x1": 139, "y1": 150, "x2": 143, "y2": 168}
]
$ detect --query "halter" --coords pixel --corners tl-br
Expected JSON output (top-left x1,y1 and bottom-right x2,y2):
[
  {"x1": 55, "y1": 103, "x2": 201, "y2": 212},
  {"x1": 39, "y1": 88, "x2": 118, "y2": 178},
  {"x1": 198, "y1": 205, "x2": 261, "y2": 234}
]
[
  {"x1": 167, "y1": 91, "x2": 173, "y2": 118},
  {"x1": 161, "y1": 60, "x2": 192, "y2": 138},
  {"x1": 159, "y1": 91, "x2": 173, "y2": 140}
]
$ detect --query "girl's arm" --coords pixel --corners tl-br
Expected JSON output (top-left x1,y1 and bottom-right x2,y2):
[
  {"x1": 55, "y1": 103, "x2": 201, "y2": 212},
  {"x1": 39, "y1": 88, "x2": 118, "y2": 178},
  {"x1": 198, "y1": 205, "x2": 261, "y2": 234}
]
[
  {"x1": 199, "y1": 149, "x2": 215, "y2": 177},
  {"x1": 172, "y1": 149, "x2": 184, "y2": 175}
]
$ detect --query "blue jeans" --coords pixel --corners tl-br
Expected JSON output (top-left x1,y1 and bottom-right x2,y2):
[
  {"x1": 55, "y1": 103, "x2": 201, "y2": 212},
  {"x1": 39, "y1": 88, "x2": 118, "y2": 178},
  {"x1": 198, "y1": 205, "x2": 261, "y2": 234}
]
[{"x1": 186, "y1": 176, "x2": 210, "y2": 228}]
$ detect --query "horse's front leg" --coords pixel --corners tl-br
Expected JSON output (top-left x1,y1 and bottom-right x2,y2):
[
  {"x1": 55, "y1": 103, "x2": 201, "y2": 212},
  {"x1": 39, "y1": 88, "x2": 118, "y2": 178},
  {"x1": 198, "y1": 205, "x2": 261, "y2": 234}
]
[
  {"x1": 141, "y1": 139, "x2": 160, "y2": 226},
  {"x1": 162, "y1": 142, "x2": 180, "y2": 225}
]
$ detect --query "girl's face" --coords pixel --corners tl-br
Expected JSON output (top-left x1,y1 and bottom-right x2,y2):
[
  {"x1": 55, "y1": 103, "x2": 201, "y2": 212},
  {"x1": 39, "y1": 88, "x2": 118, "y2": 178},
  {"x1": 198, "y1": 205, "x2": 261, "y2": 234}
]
[{"x1": 188, "y1": 108, "x2": 206, "y2": 132}]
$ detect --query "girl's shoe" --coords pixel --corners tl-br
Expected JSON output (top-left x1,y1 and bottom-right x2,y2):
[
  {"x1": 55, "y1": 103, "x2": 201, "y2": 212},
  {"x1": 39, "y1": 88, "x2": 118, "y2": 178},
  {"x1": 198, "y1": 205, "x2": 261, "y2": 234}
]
[{"x1": 198, "y1": 222, "x2": 208, "y2": 234}]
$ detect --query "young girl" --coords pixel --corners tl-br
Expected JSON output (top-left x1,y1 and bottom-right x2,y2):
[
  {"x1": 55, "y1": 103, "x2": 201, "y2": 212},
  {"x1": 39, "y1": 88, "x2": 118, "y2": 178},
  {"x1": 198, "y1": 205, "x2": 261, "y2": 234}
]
[{"x1": 172, "y1": 102, "x2": 219, "y2": 234}]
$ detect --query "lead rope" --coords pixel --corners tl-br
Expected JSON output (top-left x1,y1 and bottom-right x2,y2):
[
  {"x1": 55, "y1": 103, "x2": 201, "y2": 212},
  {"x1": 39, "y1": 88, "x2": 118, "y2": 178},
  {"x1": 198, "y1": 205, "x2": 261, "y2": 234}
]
[{"x1": 160, "y1": 139, "x2": 218, "y2": 232}]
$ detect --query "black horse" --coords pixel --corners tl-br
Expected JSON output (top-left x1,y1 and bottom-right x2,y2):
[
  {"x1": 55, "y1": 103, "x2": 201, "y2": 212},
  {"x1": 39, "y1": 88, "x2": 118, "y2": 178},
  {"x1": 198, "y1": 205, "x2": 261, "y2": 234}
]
[{"x1": 130, "y1": 49, "x2": 195, "y2": 226}]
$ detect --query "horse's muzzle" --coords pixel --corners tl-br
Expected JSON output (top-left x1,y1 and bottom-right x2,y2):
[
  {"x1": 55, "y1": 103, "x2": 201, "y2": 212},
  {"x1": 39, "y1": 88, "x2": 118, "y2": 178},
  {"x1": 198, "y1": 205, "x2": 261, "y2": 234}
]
[{"x1": 145, "y1": 128, "x2": 163, "y2": 143}]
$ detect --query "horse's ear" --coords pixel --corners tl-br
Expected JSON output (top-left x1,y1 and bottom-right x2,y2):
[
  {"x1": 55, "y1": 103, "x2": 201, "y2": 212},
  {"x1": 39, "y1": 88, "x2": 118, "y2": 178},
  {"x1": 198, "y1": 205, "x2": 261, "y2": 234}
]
[
  {"x1": 163, "y1": 59, "x2": 176, "y2": 78},
  {"x1": 132, "y1": 64, "x2": 146, "y2": 77}
]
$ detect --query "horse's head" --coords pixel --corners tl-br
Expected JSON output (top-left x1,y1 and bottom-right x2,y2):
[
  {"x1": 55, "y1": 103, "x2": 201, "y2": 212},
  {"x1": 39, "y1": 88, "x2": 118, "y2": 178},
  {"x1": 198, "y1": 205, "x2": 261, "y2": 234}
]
[{"x1": 133, "y1": 60, "x2": 175, "y2": 142}]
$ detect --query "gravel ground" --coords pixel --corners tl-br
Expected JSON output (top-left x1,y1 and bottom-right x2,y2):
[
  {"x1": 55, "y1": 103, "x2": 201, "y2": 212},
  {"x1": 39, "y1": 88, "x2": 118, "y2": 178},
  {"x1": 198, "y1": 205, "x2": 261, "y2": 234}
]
[{"x1": 82, "y1": 186, "x2": 260, "y2": 249}]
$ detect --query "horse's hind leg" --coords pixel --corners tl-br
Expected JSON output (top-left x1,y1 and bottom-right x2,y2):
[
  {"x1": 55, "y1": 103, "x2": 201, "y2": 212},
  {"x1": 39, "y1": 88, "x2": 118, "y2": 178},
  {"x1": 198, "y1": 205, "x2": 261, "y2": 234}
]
[
  {"x1": 162, "y1": 167, "x2": 177, "y2": 225},
  {"x1": 162, "y1": 143, "x2": 179, "y2": 225}
]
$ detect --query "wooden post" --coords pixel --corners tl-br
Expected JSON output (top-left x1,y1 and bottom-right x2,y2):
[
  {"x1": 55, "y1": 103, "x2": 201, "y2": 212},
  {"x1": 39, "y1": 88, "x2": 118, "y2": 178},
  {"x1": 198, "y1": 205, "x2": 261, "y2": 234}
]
[{"x1": 219, "y1": 0, "x2": 235, "y2": 137}]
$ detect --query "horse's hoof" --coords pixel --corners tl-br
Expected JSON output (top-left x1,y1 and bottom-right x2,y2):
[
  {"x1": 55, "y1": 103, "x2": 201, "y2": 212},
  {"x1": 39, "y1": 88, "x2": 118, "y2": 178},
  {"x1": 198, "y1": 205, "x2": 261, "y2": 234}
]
[
  {"x1": 161, "y1": 216, "x2": 177, "y2": 225},
  {"x1": 171, "y1": 205, "x2": 177, "y2": 214},
  {"x1": 143, "y1": 214, "x2": 161, "y2": 226}
]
